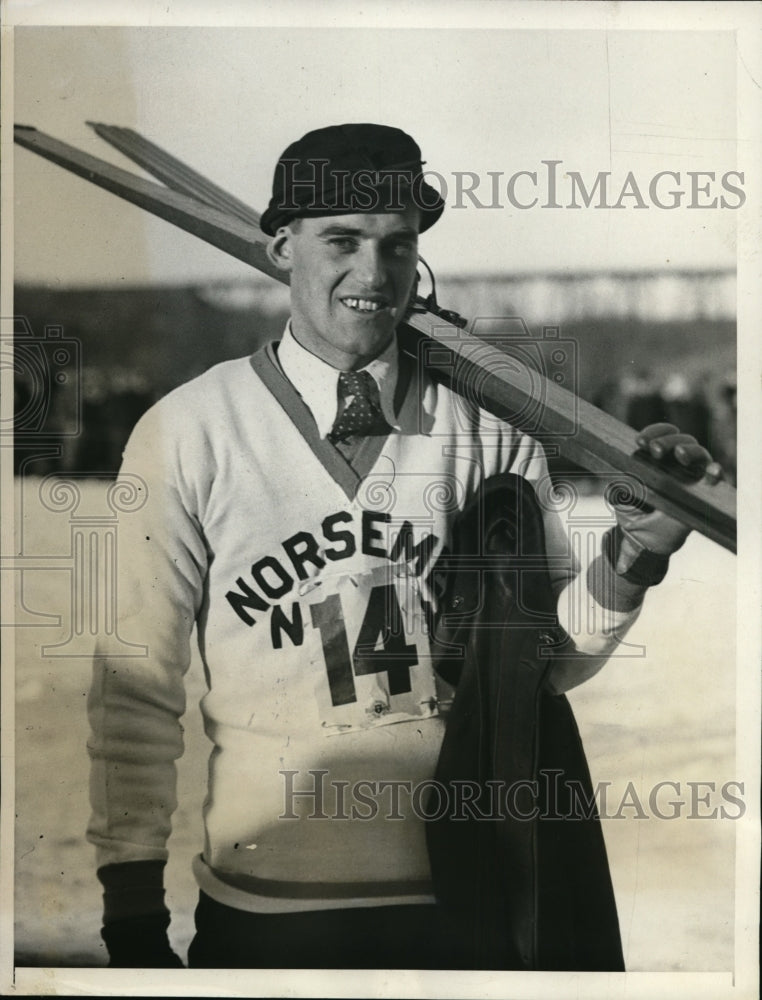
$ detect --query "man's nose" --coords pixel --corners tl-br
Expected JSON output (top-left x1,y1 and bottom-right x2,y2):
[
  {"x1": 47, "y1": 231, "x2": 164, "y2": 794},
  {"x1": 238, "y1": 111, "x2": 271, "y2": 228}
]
[{"x1": 354, "y1": 243, "x2": 387, "y2": 288}]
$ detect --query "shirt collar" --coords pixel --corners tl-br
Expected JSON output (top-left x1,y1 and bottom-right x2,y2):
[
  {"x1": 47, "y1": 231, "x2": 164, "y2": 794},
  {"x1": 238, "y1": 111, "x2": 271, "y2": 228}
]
[{"x1": 276, "y1": 321, "x2": 400, "y2": 438}]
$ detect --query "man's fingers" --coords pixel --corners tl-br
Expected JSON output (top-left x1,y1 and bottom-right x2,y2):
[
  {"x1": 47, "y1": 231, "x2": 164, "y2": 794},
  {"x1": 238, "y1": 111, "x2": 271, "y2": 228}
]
[
  {"x1": 635, "y1": 423, "x2": 680, "y2": 447},
  {"x1": 672, "y1": 439, "x2": 712, "y2": 467},
  {"x1": 703, "y1": 461, "x2": 724, "y2": 485},
  {"x1": 635, "y1": 426, "x2": 723, "y2": 483},
  {"x1": 638, "y1": 431, "x2": 700, "y2": 460}
]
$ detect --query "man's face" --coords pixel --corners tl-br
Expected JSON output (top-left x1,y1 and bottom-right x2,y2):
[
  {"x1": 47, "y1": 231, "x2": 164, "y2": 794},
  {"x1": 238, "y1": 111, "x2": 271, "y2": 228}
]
[{"x1": 275, "y1": 205, "x2": 420, "y2": 370}]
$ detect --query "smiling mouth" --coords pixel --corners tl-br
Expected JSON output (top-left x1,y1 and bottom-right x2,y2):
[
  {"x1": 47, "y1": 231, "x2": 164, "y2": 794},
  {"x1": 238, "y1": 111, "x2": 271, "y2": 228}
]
[{"x1": 340, "y1": 297, "x2": 391, "y2": 314}]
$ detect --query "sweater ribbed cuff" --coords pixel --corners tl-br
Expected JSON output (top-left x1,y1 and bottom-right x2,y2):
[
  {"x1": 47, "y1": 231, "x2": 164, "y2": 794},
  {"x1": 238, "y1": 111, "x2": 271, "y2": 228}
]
[
  {"x1": 608, "y1": 524, "x2": 671, "y2": 586},
  {"x1": 97, "y1": 860, "x2": 169, "y2": 924},
  {"x1": 586, "y1": 527, "x2": 669, "y2": 613}
]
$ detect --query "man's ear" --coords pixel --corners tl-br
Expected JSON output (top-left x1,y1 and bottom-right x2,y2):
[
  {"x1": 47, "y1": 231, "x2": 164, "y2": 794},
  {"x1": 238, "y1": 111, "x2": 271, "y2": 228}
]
[{"x1": 266, "y1": 226, "x2": 294, "y2": 272}]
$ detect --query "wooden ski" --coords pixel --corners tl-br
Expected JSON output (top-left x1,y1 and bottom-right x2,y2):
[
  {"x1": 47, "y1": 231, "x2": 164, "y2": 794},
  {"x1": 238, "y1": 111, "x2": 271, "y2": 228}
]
[{"x1": 14, "y1": 123, "x2": 737, "y2": 552}]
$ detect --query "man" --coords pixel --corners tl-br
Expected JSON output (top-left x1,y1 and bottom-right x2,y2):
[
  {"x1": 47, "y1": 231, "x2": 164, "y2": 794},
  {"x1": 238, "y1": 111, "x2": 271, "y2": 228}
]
[{"x1": 87, "y1": 123, "x2": 721, "y2": 970}]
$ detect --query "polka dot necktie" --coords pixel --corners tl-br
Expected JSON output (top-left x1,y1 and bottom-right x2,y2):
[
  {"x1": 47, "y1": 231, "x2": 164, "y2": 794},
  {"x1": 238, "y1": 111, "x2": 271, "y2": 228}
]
[{"x1": 328, "y1": 370, "x2": 391, "y2": 443}]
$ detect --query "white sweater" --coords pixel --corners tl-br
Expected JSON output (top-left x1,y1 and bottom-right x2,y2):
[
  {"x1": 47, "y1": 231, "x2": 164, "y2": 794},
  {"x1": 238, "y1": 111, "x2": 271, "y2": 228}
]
[{"x1": 87, "y1": 343, "x2": 638, "y2": 912}]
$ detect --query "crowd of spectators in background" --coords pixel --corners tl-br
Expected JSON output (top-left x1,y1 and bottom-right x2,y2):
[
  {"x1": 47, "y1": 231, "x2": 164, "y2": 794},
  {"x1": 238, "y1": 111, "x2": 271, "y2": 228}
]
[
  {"x1": 14, "y1": 362, "x2": 737, "y2": 487},
  {"x1": 13, "y1": 366, "x2": 153, "y2": 480},
  {"x1": 595, "y1": 368, "x2": 737, "y2": 485}
]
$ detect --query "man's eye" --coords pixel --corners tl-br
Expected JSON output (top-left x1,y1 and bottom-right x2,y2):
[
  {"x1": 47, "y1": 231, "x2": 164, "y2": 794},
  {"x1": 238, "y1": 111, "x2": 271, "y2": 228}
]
[
  {"x1": 390, "y1": 242, "x2": 416, "y2": 257},
  {"x1": 330, "y1": 238, "x2": 358, "y2": 251}
]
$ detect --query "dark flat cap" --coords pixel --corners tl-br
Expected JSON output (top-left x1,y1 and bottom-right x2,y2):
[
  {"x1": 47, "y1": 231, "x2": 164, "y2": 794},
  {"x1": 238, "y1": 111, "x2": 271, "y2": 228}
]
[{"x1": 260, "y1": 123, "x2": 445, "y2": 236}]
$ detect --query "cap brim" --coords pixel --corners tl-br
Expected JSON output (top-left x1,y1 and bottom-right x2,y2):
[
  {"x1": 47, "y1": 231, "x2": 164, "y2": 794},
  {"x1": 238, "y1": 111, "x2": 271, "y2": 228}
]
[{"x1": 260, "y1": 181, "x2": 445, "y2": 236}]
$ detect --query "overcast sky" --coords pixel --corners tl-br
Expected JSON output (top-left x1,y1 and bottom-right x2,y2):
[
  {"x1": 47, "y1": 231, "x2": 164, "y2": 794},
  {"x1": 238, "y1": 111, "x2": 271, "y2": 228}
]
[{"x1": 10, "y1": 15, "x2": 747, "y2": 286}]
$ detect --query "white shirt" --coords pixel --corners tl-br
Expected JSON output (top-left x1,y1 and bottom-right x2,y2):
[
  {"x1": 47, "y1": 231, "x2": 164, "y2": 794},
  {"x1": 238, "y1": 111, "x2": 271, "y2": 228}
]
[{"x1": 276, "y1": 323, "x2": 400, "y2": 438}]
